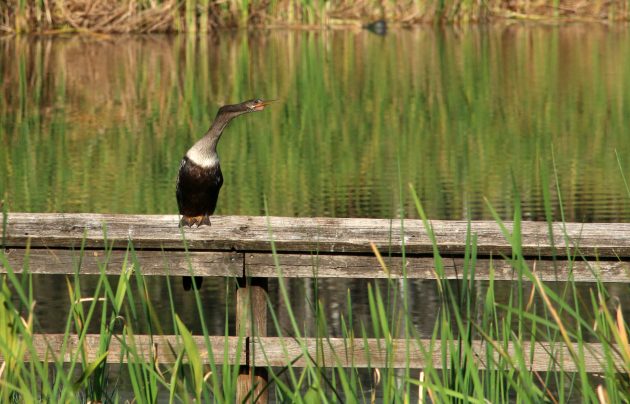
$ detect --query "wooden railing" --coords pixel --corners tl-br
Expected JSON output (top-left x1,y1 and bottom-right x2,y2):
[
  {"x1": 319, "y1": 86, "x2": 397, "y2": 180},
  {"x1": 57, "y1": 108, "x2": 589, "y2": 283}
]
[{"x1": 2, "y1": 213, "x2": 630, "y2": 402}]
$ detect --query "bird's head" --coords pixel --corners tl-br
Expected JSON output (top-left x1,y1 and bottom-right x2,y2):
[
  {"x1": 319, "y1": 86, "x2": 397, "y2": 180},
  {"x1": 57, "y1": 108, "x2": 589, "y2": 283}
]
[
  {"x1": 219, "y1": 99, "x2": 276, "y2": 116},
  {"x1": 246, "y1": 98, "x2": 275, "y2": 112}
]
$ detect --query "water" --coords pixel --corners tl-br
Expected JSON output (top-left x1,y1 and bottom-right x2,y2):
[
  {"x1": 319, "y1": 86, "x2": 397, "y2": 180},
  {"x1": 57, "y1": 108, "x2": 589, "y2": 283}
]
[
  {"x1": 2, "y1": 27, "x2": 630, "y2": 400},
  {"x1": 2, "y1": 24, "x2": 630, "y2": 332},
  {"x1": 2, "y1": 26, "x2": 630, "y2": 220}
]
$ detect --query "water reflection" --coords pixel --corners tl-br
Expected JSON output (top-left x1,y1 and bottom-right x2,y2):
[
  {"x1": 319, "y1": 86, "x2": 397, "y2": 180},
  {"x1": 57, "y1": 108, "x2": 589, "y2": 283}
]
[
  {"x1": 2, "y1": 29, "x2": 630, "y2": 400},
  {"x1": 2, "y1": 26, "x2": 630, "y2": 220},
  {"x1": 26, "y1": 274, "x2": 630, "y2": 344}
]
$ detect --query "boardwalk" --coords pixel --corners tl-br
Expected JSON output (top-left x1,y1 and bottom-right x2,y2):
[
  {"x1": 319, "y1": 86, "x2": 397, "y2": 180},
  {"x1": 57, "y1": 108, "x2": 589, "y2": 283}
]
[
  {"x1": 4, "y1": 213, "x2": 630, "y2": 282},
  {"x1": 1, "y1": 213, "x2": 628, "y2": 402}
]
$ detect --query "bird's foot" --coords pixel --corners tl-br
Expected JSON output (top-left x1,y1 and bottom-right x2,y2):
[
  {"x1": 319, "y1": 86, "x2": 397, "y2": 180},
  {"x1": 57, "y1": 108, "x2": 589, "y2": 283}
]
[
  {"x1": 180, "y1": 216, "x2": 195, "y2": 227},
  {"x1": 180, "y1": 215, "x2": 211, "y2": 227}
]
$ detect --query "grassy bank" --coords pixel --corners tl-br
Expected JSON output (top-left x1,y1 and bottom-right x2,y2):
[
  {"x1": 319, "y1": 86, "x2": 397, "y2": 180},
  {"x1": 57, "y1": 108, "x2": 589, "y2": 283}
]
[
  {"x1": 1, "y1": 0, "x2": 629, "y2": 34},
  {"x1": 0, "y1": 190, "x2": 629, "y2": 402}
]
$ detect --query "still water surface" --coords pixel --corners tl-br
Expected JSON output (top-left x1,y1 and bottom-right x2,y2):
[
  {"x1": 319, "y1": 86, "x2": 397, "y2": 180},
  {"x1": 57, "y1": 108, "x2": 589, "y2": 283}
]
[
  {"x1": 1, "y1": 27, "x2": 630, "y2": 400},
  {"x1": 2, "y1": 26, "x2": 630, "y2": 220}
]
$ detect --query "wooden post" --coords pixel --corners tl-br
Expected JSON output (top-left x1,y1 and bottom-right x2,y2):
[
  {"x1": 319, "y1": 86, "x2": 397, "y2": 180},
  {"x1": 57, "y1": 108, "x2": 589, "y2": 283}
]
[{"x1": 236, "y1": 277, "x2": 268, "y2": 403}]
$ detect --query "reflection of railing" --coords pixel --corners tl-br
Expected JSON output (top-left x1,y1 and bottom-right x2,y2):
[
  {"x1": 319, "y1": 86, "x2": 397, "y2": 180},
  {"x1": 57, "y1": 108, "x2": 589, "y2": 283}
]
[{"x1": 3, "y1": 213, "x2": 630, "y2": 402}]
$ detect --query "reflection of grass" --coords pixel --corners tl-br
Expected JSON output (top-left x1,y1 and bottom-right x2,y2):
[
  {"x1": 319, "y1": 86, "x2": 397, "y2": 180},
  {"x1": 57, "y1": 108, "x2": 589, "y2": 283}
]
[
  {"x1": 1, "y1": 29, "x2": 630, "y2": 221},
  {"x1": 2, "y1": 0, "x2": 630, "y2": 33},
  {"x1": 1, "y1": 190, "x2": 629, "y2": 402}
]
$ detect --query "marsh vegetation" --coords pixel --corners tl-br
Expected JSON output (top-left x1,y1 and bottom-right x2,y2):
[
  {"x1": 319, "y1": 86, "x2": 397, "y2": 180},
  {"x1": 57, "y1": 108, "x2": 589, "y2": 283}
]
[{"x1": 2, "y1": 0, "x2": 630, "y2": 34}]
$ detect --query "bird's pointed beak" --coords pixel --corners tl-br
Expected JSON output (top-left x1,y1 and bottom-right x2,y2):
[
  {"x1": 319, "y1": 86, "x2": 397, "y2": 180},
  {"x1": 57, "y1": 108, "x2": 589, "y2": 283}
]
[{"x1": 253, "y1": 99, "x2": 277, "y2": 111}]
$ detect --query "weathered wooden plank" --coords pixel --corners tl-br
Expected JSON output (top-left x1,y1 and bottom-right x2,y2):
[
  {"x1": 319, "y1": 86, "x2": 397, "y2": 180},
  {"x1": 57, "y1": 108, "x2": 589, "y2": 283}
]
[
  {"x1": 1, "y1": 249, "x2": 242, "y2": 277},
  {"x1": 245, "y1": 254, "x2": 630, "y2": 282},
  {"x1": 11, "y1": 334, "x2": 621, "y2": 373},
  {"x1": 252, "y1": 337, "x2": 623, "y2": 372},
  {"x1": 3, "y1": 249, "x2": 629, "y2": 282},
  {"x1": 5, "y1": 213, "x2": 630, "y2": 257},
  {"x1": 3, "y1": 334, "x2": 245, "y2": 364}
]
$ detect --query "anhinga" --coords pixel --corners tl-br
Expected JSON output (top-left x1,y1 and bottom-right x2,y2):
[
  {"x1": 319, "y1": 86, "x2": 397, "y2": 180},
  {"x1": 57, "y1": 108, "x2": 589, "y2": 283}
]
[{"x1": 176, "y1": 98, "x2": 273, "y2": 291}]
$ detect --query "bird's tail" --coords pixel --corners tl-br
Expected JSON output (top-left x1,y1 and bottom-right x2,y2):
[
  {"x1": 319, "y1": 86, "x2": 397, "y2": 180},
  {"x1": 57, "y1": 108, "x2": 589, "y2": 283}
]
[{"x1": 183, "y1": 276, "x2": 203, "y2": 291}]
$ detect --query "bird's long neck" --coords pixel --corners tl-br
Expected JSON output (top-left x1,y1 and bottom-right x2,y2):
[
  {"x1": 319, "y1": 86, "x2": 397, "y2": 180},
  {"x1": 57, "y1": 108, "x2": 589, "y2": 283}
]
[{"x1": 186, "y1": 112, "x2": 236, "y2": 168}]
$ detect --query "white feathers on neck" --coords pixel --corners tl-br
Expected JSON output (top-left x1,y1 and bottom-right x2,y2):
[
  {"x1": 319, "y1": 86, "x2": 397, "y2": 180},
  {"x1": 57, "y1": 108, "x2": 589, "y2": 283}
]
[{"x1": 186, "y1": 148, "x2": 219, "y2": 168}]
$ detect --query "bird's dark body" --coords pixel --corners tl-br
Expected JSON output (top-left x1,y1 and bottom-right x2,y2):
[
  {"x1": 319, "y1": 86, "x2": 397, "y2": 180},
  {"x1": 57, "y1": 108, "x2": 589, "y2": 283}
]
[
  {"x1": 176, "y1": 156, "x2": 224, "y2": 219},
  {"x1": 176, "y1": 156, "x2": 223, "y2": 291},
  {"x1": 176, "y1": 98, "x2": 273, "y2": 291}
]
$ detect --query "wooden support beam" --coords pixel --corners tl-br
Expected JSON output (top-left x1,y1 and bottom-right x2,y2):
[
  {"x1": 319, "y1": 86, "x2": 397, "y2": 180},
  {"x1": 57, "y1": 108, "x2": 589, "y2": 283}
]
[
  {"x1": 245, "y1": 253, "x2": 630, "y2": 282},
  {"x1": 6, "y1": 334, "x2": 622, "y2": 374},
  {"x1": 3, "y1": 248, "x2": 629, "y2": 282},
  {"x1": 252, "y1": 337, "x2": 625, "y2": 373},
  {"x1": 2, "y1": 249, "x2": 241, "y2": 276},
  {"x1": 236, "y1": 278, "x2": 269, "y2": 403},
  {"x1": 0, "y1": 334, "x2": 245, "y2": 365}
]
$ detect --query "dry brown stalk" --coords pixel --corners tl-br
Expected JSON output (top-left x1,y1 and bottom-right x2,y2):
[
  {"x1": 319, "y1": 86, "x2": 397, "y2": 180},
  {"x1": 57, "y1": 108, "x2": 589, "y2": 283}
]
[{"x1": 0, "y1": 0, "x2": 628, "y2": 34}]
